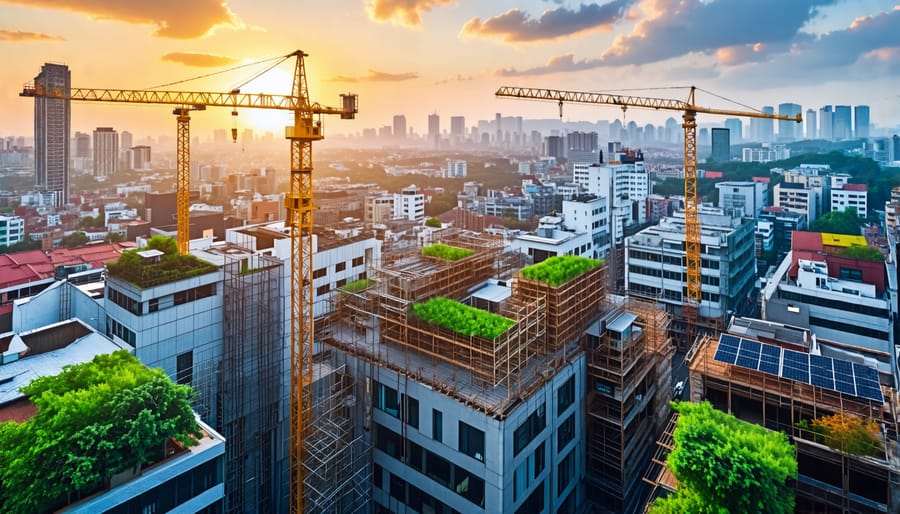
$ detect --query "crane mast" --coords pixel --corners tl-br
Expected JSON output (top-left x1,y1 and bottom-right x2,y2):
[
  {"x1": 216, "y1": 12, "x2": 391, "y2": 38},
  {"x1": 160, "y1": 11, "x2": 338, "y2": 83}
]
[
  {"x1": 22, "y1": 51, "x2": 358, "y2": 513},
  {"x1": 496, "y1": 85, "x2": 799, "y2": 337}
]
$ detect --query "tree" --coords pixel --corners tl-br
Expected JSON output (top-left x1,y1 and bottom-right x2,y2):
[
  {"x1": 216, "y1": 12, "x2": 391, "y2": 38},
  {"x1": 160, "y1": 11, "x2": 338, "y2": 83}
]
[
  {"x1": 797, "y1": 413, "x2": 882, "y2": 457},
  {"x1": 810, "y1": 207, "x2": 862, "y2": 235},
  {"x1": 424, "y1": 216, "x2": 442, "y2": 228},
  {"x1": 105, "y1": 232, "x2": 125, "y2": 243},
  {"x1": 0, "y1": 351, "x2": 200, "y2": 513},
  {"x1": 651, "y1": 401, "x2": 797, "y2": 514},
  {"x1": 60, "y1": 231, "x2": 90, "y2": 248}
]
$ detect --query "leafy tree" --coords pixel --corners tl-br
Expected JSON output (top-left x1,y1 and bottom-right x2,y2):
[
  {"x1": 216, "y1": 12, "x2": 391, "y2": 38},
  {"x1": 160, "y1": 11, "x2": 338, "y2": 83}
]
[
  {"x1": 796, "y1": 413, "x2": 882, "y2": 457},
  {"x1": 105, "y1": 232, "x2": 125, "y2": 243},
  {"x1": 60, "y1": 231, "x2": 90, "y2": 248},
  {"x1": 0, "y1": 238, "x2": 41, "y2": 253},
  {"x1": 0, "y1": 351, "x2": 200, "y2": 513},
  {"x1": 146, "y1": 234, "x2": 179, "y2": 255},
  {"x1": 651, "y1": 401, "x2": 797, "y2": 514},
  {"x1": 78, "y1": 215, "x2": 104, "y2": 229},
  {"x1": 424, "y1": 217, "x2": 442, "y2": 228},
  {"x1": 810, "y1": 207, "x2": 862, "y2": 235},
  {"x1": 424, "y1": 191, "x2": 458, "y2": 217}
]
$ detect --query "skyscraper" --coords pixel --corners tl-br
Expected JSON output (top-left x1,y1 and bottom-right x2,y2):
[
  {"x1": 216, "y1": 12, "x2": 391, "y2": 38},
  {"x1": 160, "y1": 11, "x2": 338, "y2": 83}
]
[
  {"x1": 805, "y1": 109, "x2": 817, "y2": 140},
  {"x1": 854, "y1": 105, "x2": 870, "y2": 139},
  {"x1": 93, "y1": 127, "x2": 118, "y2": 178},
  {"x1": 427, "y1": 112, "x2": 439, "y2": 147},
  {"x1": 450, "y1": 116, "x2": 465, "y2": 140},
  {"x1": 724, "y1": 118, "x2": 742, "y2": 143},
  {"x1": 833, "y1": 105, "x2": 852, "y2": 140},
  {"x1": 120, "y1": 130, "x2": 133, "y2": 153},
  {"x1": 392, "y1": 114, "x2": 406, "y2": 141},
  {"x1": 819, "y1": 105, "x2": 833, "y2": 140},
  {"x1": 750, "y1": 106, "x2": 774, "y2": 142},
  {"x1": 33, "y1": 63, "x2": 70, "y2": 206},
  {"x1": 73, "y1": 131, "x2": 90, "y2": 159},
  {"x1": 778, "y1": 103, "x2": 802, "y2": 141},
  {"x1": 711, "y1": 128, "x2": 730, "y2": 162}
]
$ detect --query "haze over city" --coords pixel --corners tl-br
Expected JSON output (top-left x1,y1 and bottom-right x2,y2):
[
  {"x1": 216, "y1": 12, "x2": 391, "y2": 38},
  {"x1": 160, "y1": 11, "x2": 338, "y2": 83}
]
[{"x1": 2, "y1": 0, "x2": 899, "y2": 138}]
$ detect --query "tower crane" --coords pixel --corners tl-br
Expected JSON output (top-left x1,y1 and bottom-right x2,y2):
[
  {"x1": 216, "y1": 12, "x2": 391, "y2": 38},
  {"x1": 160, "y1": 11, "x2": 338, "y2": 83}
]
[
  {"x1": 496, "y1": 86, "x2": 799, "y2": 337},
  {"x1": 22, "y1": 50, "x2": 358, "y2": 513}
]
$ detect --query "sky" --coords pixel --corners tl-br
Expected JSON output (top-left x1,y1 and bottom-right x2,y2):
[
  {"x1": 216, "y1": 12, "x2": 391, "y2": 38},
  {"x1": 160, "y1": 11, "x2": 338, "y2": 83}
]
[{"x1": 1, "y1": 0, "x2": 899, "y2": 140}]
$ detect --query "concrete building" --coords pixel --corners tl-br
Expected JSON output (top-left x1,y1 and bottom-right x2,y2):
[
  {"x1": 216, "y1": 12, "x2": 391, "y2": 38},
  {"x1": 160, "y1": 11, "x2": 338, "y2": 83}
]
[
  {"x1": 742, "y1": 144, "x2": 790, "y2": 163},
  {"x1": 33, "y1": 63, "x2": 70, "y2": 206},
  {"x1": 831, "y1": 183, "x2": 868, "y2": 219},
  {"x1": 774, "y1": 181, "x2": 820, "y2": 223},
  {"x1": 428, "y1": 112, "x2": 440, "y2": 147},
  {"x1": 758, "y1": 206, "x2": 807, "y2": 260},
  {"x1": 755, "y1": 220, "x2": 774, "y2": 258},
  {"x1": 92, "y1": 127, "x2": 118, "y2": 178},
  {"x1": 710, "y1": 128, "x2": 730, "y2": 162},
  {"x1": 819, "y1": 105, "x2": 833, "y2": 140},
  {"x1": 573, "y1": 161, "x2": 650, "y2": 245},
  {"x1": 805, "y1": 108, "x2": 817, "y2": 140},
  {"x1": 394, "y1": 185, "x2": 425, "y2": 221},
  {"x1": 0, "y1": 215, "x2": 25, "y2": 248},
  {"x1": 855, "y1": 105, "x2": 870, "y2": 139},
  {"x1": 450, "y1": 116, "x2": 466, "y2": 143},
  {"x1": 365, "y1": 193, "x2": 394, "y2": 223},
  {"x1": 625, "y1": 208, "x2": 757, "y2": 346},
  {"x1": 750, "y1": 106, "x2": 775, "y2": 142},
  {"x1": 723, "y1": 118, "x2": 742, "y2": 143},
  {"x1": 833, "y1": 105, "x2": 852, "y2": 140},
  {"x1": 511, "y1": 215, "x2": 593, "y2": 263},
  {"x1": 128, "y1": 145, "x2": 151, "y2": 171},
  {"x1": 777, "y1": 103, "x2": 802, "y2": 141},
  {"x1": 393, "y1": 115, "x2": 407, "y2": 141},
  {"x1": 715, "y1": 181, "x2": 768, "y2": 217},
  {"x1": 444, "y1": 160, "x2": 467, "y2": 178}
]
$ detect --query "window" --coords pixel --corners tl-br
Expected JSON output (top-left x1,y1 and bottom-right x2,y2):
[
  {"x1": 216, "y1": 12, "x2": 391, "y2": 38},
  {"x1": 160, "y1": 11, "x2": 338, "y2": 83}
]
[
  {"x1": 458, "y1": 421, "x2": 485, "y2": 461},
  {"x1": 316, "y1": 284, "x2": 330, "y2": 296},
  {"x1": 557, "y1": 451, "x2": 575, "y2": 495},
  {"x1": 313, "y1": 267, "x2": 327, "y2": 279},
  {"x1": 403, "y1": 394, "x2": 419, "y2": 429},
  {"x1": 174, "y1": 283, "x2": 216, "y2": 306},
  {"x1": 839, "y1": 267, "x2": 863, "y2": 281},
  {"x1": 336, "y1": 262, "x2": 346, "y2": 273},
  {"x1": 352, "y1": 256, "x2": 364, "y2": 267},
  {"x1": 515, "y1": 480, "x2": 544, "y2": 514},
  {"x1": 533, "y1": 442, "x2": 545, "y2": 478},
  {"x1": 148, "y1": 298, "x2": 159, "y2": 313},
  {"x1": 107, "y1": 318, "x2": 136, "y2": 345},
  {"x1": 373, "y1": 463, "x2": 383, "y2": 489},
  {"x1": 373, "y1": 381, "x2": 400, "y2": 418},
  {"x1": 557, "y1": 376, "x2": 575, "y2": 415},
  {"x1": 176, "y1": 351, "x2": 193, "y2": 385},
  {"x1": 335, "y1": 278, "x2": 346, "y2": 289},
  {"x1": 514, "y1": 404, "x2": 546, "y2": 456},
  {"x1": 558, "y1": 413, "x2": 575, "y2": 450},
  {"x1": 390, "y1": 472, "x2": 406, "y2": 502},
  {"x1": 433, "y1": 409, "x2": 443, "y2": 442},
  {"x1": 107, "y1": 287, "x2": 141, "y2": 315}
]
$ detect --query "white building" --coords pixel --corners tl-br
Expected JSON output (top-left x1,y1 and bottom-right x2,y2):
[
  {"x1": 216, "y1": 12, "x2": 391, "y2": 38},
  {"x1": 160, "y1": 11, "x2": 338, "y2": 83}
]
[
  {"x1": 715, "y1": 181, "x2": 768, "y2": 217},
  {"x1": 511, "y1": 216, "x2": 593, "y2": 263},
  {"x1": 774, "y1": 182, "x2": 820, "y2": 223},
  {"x1": 445, "y1": 160, "x2": 467, "y2": 178},
  {"x1": 394, "y1": 185, "x2": 425, "y2": 221},
  {"x1": 561, "y1": 195, "x2": 610, "y2": 259},
  {"x1": 831, "y1": 183, "x2": 868, "y2": 219},
  {"x1": 0, "y1": 215, "x2": 25, "y2": 247},
  {"x1": 573, "y1": 162, "x2": 649, "y2": 245},
  {"x1": 742, "y1": 145, "x2": 790, "y2": 163}
]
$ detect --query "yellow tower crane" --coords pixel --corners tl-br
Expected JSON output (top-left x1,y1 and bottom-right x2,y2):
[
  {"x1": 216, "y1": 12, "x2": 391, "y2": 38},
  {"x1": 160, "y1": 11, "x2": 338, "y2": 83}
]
[
  {"x1": 22, "y1": 50, "x2": 358, "y2": 513},
  {"x1": 496, "y1": 86, "x2": 799, "y2": 336}
]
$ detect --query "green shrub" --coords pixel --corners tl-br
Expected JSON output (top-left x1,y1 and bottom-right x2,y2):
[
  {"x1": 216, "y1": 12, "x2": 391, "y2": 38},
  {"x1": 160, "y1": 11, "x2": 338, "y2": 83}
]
[
  {"x1": 341, "y1": 278, "x2": 375, "y2": 293},
  {"x1": 520, "y1": 255, "x2": 603, "y2": 286},
  {"x1": 106, "y1": 236, "x2": 218, "y2": 288},
  {"x1": 422, "y1": 243, "x2": 474, "y2": 261},
  {"x1": 412, "y1": 297, "x2": 514, "y2": 339}
]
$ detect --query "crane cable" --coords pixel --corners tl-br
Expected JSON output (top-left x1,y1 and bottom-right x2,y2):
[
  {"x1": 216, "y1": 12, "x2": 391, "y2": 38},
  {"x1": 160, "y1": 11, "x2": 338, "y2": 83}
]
[{"x1": 144, "y1": 53, "x2": 291, "y2": 91}]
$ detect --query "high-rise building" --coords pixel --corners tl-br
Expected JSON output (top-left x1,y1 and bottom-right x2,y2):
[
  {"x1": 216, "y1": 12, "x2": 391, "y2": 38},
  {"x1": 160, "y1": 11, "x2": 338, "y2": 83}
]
[
  {"x1": 724, "y1": 118, "x2": 742, "y2": 143},
  {"x1": 33, "y1": 62, "x2": 71, "y2": 206},
  {"x1": 710, "y1": 128, "x2": 730, "y2": 162},
  {"x1": 120, "y1": 130, "x2": 133, "y2": 153},
  {"x1": 393, "y1": 114, "x2": 407, "y2": 141},
  {"x1": 93, "y1": 127, "x2": 118, "y2": 178},
  {"x1": 750, "y1": 106, "x2": 775, "y2": 142},
  {"x1": 450, "y1": 116, "x2": 465, "y2": 141},
  {"x1": 427, "y1": 112, "x2": 440, "y2": 147},
  {"x1": 73, "y1": 131, "x2": 90, "y2": 159},
  {"x1": 778, "y1": 103, "x2": 802, "y2": 141},
  {"x1": 819, "y1": 105, "x2": 833, "y2": 140},
  {"x1": 833, "y1": 105, "x2": 852, "y2": 140},
  {"x1": 854, "y1": 105, "x2": 870, "y2": 139},
  {"x1": 805, "y1": 109, "x2": 817, "y2": 140}
]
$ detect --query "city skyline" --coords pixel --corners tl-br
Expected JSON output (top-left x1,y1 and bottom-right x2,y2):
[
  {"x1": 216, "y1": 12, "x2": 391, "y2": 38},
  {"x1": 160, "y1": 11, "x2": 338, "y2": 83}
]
[{"x1": 1, "y1": 0, "x2": 899, "y2": 138}]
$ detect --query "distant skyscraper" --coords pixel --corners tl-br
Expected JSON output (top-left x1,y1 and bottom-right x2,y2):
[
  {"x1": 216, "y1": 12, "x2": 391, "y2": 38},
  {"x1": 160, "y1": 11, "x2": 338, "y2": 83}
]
[
  {"x1": 74, "y1": 131, "x2": 90, "y2": 159},
  {"x1": 120, "y1": 130, "x2": 133, "y2": 153},
  {"x1": 819, "y1": 106, "x2": 833, "y2": 140},
  {"x1": 698, "y1": 127, "x2": 709, "y2": 147},
  {"x1": 427, "y1": 112, "x2": 439, "y2": 146},
  {"x1": 778, "y1": 103, "x2": 802, "y2": 141},
  {"x1": 805, "y1": 109, "x2": 817, "y2": 140},
  {"x1": 93, "y1": 127, "x2": 118, "y2": 178},
  {"x1": 392, "y1": 115, "x2": 406, "y2": 141},
  {"x1": 833, "y1": 105, "x2": 852, "y2": 140},
  {"x1": 854, "y1": 105, "x2": 870, "y2": 139},
  {"x1": 450, "y1": 116, "x2": 465, "y2": 139},
  {"x1": 751, "y1": 106, "x2": 775, "y2": 142},
  {"x1": 495, "y1": 113, "x2": 502, "y2": 145},
  {"x1": 34, "y1": 62, "x2": 70, "y2": 206},
  {"x1": 711, "y1": 128, "x2": 730, "y2": 162},
  {"x1": 724, "y1": 118, "x2": 742, "y2": 143}
]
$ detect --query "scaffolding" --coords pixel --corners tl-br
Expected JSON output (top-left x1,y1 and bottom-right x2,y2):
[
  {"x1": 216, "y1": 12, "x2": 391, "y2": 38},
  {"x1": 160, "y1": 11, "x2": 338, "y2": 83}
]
[
  {"x1": 584, "y1": 297, "x2": 674, "y2": 514},
  {"x1": 303, "y1": 353, "x2": 371, "y2": 514},
  {"x1": 221, "y1": 254, "x2": 285, "y2": 513}
]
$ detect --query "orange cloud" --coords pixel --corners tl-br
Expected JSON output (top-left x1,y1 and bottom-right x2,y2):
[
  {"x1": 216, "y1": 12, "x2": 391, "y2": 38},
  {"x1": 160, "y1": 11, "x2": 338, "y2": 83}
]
[
  {"x1": 161, "y1": 52, "x2": 239, "y2": 67},
  {"x1": 326, "y1": 69, "x2": 419, "y2": 83},
  {"x1": 0, "y1": 29, "x2": 64, "y2": 41},
  {"x1": 0, "y1": 0, "x2": 241, "y2": 39},
  {"x1": 367, "y1": 0, "x2": 455, "y2": 27}
]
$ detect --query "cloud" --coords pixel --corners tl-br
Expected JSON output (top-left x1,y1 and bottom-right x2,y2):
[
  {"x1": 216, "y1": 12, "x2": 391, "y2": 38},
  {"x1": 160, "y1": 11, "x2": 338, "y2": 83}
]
[
  {"x1": 600, "y1": 0, "x2": 836, "y2": 66},
  {"x1": 326, "y1": 69, "x2": 419, "y2": 83},
  {"x1": 460, "y1": 1, "x2": 633, "y2": 43},
  {"x1": 0, "y1": 29, "x2": 64, "y2": 41},
  {"x1": 498, "y1": 53, "x2": 602, "y2": 76},
  {"x1": 160, "y1": 52, "x2": 239, "y2": 67},
  {"x1": 434, "y1": 74, "x2": 474, "y2": 85},
  {"x1": 0, "y1": 0, "x2": 242, "y2": 38},
  {"x1": 714, "y1": 42, "x2": 786, "y2": 66},
  {"x1": 367, "y1": 0, "x2": 454, "y2": 27}
]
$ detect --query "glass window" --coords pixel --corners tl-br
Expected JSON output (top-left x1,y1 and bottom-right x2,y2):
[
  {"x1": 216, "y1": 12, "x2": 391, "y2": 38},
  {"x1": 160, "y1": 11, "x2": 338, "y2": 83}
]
[
  {"x1": 557, "y1": 413, "x2": 575, "y2": 450},
  {"x1": 458, "y1": 421, "x2": 485, "y2": 461},
  {"x1": 403, "y1": 394, "x2": 419, "y2": 429},
  {"x1": 432, "y1": 409, "x2": 443, "y2": 442},
  {"x1": 557, "y1": 376, "x2": 575, "y2": 415},
  {"x1": 176, "y1": 351, "x2": 193, "y2": 385},
  {"x1": 514, "y1": 404, "x2": 546, "y2": 457},
  {"x1": 336, "y1": 262, "x2": 347, "y2": 273},
  {"x1": 373, "y1": 381, "x2": 400, "y2": 418}
]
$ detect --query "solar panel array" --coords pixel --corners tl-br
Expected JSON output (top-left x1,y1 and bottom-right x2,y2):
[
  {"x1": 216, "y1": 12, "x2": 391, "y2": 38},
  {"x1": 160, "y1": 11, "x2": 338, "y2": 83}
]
[{"x1": 713, "y1": 334, "x2": 883, "y2": 404}]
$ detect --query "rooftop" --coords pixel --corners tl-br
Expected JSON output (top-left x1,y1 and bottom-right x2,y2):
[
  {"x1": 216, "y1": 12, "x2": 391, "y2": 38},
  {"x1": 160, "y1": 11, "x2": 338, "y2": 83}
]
[{"x1": 0, "y1": 242, "x2": 134, "y2": 291}]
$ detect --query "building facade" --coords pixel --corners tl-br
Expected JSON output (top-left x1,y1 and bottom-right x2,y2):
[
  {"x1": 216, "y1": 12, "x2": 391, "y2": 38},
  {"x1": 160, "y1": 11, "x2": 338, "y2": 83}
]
[
  {"x1": 33, "y1": 63, "x2": 70, "y2": 206},
  {"x1": 93, "y1": 126, "x2": 118, "y2": 178}
]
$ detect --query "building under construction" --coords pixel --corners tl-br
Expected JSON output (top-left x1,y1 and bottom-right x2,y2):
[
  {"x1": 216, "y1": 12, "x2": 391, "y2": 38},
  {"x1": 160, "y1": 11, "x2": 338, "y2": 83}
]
[{"x1": 681, "y1": 317, "x2": 900, "y2": 513}]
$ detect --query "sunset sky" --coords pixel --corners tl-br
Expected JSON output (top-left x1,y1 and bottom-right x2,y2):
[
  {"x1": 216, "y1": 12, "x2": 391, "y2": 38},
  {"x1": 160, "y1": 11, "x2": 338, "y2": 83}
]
[{"x1": 2, "y1": 0, "x2": 898, "y2": 140}]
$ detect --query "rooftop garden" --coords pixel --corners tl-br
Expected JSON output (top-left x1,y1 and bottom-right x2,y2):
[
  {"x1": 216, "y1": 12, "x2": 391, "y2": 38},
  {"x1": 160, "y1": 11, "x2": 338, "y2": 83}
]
[
  {"x1": 412, "y1": 296, "x2": 515, "y2": 339},
  {"x1": 106, "y1": 235, "x2": 218, "y2": 288},
  {"x1": 422, "y1": 243, "x2": 474, "y2": 261},
  {"x1": 340, "y1": 278, "x2": 376, "y2": 293},
  {"x1": 519, "y1": 255, "x2": 604, "y2": 287},
  {"x1": 0, "y1": 350, "x2": 200, "y2": 513},
  {"x1": 796, "y1": 413, "x2": 883, "y2": 457},
  {"x1": 838, "y1": 244, "x2": 885, "y2": 262}
]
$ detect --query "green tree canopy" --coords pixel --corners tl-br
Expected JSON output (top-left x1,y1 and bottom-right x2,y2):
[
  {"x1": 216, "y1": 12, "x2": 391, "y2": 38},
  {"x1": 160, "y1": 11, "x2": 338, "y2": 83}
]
[
  {"x1": 839, "y1": 243, "x2": 885, "y2": 262},
  {"x1": 60, "y1": 231, "x2": 90, "y2": 248},
  {"x1": 651, "y1": 401, "x2": 797, "y2": 514},
  {"x1": 0, "y1": 351, "x2": 200, "y2": 513},
  {"x1": 425, "y1": 217, "x2": 442, "y2": 228},
  {"x1": 810, "y1": 207, "x2": 862, "y2": 235}
]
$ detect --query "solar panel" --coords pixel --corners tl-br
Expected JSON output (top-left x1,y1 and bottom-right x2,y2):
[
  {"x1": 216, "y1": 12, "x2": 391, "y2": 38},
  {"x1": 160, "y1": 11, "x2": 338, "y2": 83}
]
[
  {"x1": 782, "y1": 350, "x2": 810, "y2": 384},
  {"x1": 853, "y1": 363, "x2": 884, "y2": 403},
  {"x1": 735, "y1": 338, "x2": 761, "y2": 370},
  {"x1": 713, "y1": 334, "x2": 740, "y2": 365},
  {"x1": 759, "y1": 344, "x2": 782, "y2": 375}
]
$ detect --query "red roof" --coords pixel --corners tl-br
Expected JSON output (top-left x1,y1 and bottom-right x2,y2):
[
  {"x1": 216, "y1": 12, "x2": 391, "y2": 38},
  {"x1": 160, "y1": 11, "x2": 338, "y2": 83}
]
[
  {"x1": 704, "y1": 171, "x2": 723, "y2": 179},
  {"x1": 752, "y1": 176, "x2": 771, "y2": 183},
  {"x1": 791, "y1": 231, "x2": 824, "y2": 252},
  {"x1": 0, "y1": 242, "x2": 133, "y2": 290},
  {"x1": 763, "y1": 206, "x2": 784, "y2": 213},
  {"x1": 842, "y1": 184, "x2": 867, "y2": 191}
]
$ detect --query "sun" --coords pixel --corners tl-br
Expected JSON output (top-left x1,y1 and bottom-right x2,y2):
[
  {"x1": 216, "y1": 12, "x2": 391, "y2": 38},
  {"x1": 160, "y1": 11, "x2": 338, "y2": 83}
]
[{"x1": 235, "y1": 66, "x2": 295, "y2": 134}]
